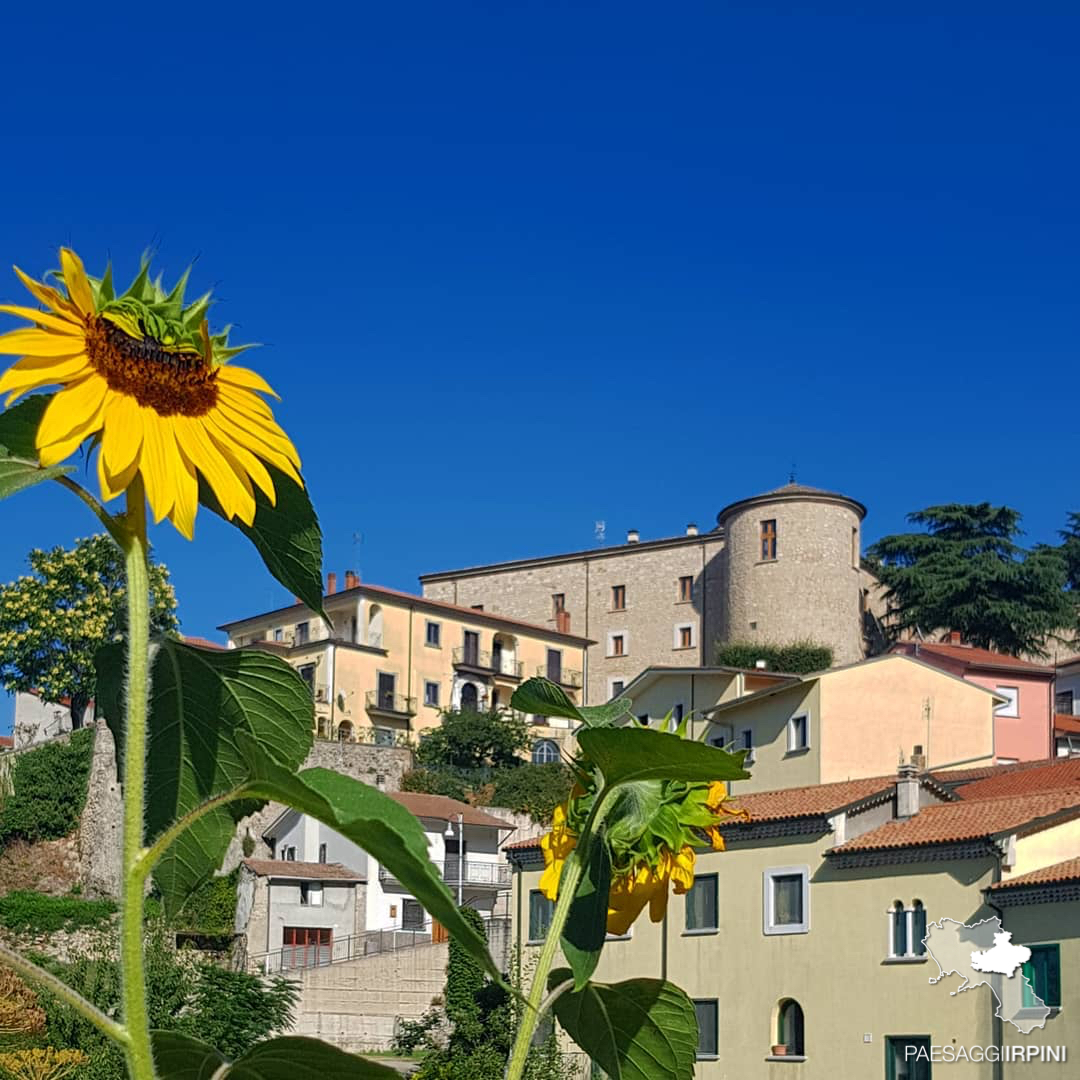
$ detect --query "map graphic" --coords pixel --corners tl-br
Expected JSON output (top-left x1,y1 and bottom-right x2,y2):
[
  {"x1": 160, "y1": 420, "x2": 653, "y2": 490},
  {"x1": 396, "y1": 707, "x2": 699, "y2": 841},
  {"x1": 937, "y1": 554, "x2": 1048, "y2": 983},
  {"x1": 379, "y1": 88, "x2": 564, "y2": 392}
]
[{"x1": 923, "y1": 917, "x2": 1050, "y2": 1034}]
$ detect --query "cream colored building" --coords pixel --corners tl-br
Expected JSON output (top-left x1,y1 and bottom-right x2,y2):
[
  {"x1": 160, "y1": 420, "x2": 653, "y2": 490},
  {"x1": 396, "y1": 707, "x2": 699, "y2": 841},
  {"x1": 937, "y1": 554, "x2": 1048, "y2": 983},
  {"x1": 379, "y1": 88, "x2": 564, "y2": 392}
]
[
  {"x1": 218, "y1": 575, "x2": 592, "y2": 755},
  {"x1": 507, "y1": 757, "x2": 1080, "y2": 1078},
  {"x1": 420, "y1": 482, "x2": 884, "y2": 704}
]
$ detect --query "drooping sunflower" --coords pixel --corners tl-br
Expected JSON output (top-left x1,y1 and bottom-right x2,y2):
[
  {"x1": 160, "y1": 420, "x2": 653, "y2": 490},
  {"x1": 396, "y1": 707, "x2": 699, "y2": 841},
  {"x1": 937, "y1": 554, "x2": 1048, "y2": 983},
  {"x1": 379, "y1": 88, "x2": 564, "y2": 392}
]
[
  {"x1": 0, "y1": 249, "x2": 300, "y2": 539},
  {"x1": 539, "y1": 749, "x2": 750, "y2": 936}
]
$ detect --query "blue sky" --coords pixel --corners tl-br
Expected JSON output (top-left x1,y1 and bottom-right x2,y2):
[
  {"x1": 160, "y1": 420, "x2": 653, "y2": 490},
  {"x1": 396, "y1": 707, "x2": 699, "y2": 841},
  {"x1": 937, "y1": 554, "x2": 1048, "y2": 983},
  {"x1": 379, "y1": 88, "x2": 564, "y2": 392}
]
[{"x1": 1, "y1": 7, "x2": 1078, "y2": 729}]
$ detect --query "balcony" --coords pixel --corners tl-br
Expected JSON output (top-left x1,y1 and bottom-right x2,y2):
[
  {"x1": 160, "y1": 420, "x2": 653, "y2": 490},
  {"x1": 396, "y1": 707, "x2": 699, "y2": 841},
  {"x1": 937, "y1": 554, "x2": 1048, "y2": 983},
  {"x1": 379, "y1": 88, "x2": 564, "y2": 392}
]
[
  {"x1": 451, "y1": 648, "x2": 524, "y2": 679},
  {"x1": 365, "y1": 690, "x2": 417, "y2": 718},
  {"x1": 535, "y1": 666, "x2": 583, "y2": 690},
  {"x1": 379, "y1": 859, "x2": 512, "y2": 890}
]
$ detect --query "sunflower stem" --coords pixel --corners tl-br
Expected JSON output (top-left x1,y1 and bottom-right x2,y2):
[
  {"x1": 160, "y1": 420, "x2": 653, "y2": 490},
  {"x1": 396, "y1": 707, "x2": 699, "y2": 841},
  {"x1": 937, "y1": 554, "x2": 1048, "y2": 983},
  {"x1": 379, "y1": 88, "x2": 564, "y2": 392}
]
[
  {"x1": 504, "y1": 789, "x2": 614, "y2": 1080},
  {"x1": 54, "y1": 475, "x2": 127, "y2": 547},
  {"x1": 119, "y1": 477, "x2": 156, "y2": 1080}
]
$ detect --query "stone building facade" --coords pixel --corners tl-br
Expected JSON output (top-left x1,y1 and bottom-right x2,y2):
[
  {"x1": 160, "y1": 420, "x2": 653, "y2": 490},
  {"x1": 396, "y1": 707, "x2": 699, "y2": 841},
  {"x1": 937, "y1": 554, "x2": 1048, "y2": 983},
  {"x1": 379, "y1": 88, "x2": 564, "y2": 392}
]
[{"x1": 420, "y1": 483, "x2": 879, "y2": 703}]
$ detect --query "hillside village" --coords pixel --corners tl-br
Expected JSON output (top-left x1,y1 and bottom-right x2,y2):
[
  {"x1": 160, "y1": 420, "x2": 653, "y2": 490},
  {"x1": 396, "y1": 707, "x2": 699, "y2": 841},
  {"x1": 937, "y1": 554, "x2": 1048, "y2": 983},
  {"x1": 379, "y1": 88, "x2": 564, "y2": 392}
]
[{"x1": 3, "y1": 481, "x2": 1080, "y2": 1077}]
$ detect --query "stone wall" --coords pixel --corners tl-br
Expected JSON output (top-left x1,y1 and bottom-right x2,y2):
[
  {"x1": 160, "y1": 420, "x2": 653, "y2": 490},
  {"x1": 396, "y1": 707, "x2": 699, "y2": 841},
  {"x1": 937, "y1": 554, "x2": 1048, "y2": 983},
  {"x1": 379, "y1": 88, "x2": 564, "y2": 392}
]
[{"x1": 78, "y1": 724, "x2": 123, "y2": 898}]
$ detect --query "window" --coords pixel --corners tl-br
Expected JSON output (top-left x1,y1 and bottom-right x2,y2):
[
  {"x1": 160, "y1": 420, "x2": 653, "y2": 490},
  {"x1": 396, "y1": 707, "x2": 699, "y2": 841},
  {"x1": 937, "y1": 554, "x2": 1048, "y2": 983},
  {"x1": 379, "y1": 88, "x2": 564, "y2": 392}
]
[
  {"x1": 889, "y1": 900, "x2": 927, "y2": 958},
  {"x1": 552, "y1": 593, "x2": 565, "y2": 616},
  {"x1": 678, "y1": 575, "x2": 693, "y2": 602},
  {"x1": 994, "y1": 686, "x2": 1019, "y2": 717},
  {"x1": 282, "y1": 926, "x2": 331, "y2": 969},
  {"x1": 886, "y1": 1036, "x2": 931, "y2": 1080},
  {"x1": 295, "y1": 621, "x2": 310, "y2": 645},
  {"x1": 424, "y1": 681, "x2": 440, "y2": 707},
  {"x1": 611, "y1": 584, "x2": 626, "y2": 611},
  {"x1": 425, "y1": 621, "x2": 441, "y2": 647},
  {"x1": 373, "y1": 727, "x2": 395, "y2": 747},
  {"x1": 673, "y1": 703, "x2": 685, "y2": 723},
  {"x1": 1022, "y1": 944, "x2": 1061, "y2": 1008},
  {"x1": 402, "y1": 899, "x2": 425, "y2": 930},
  {"x1": 740, "y1": 728, "x2": 755, "y2": 764},
  {"x1": 285, "y1": 846, "x2": 297, "y2": 861},
  {"x1": 532, "y1": 739, "x2": 559, "y2": 765},
  {"x1": 273, "y1": 627, "x2": 283, "y2": 642},
  {"x1": 609, "y1": 633, "x2": 625, "y2": 657},
  {"x1": 776, "y1": 999, "x2": 804, "y2": 1056},
  {"x1": 529, "y1": 889, "x2": 554, "y2": 942},
  {"x1": 299, "y1": 665, "x2": 316, "y2": 694},
  {"x1": 693, "y1": 999, "x2": 718, "y2": 1058},
  {"x1": 685, "y1": 874, "x2": 717, "y2": 932},
  {"x1": 318, "y1": 843, "x2": 327, "y2": 864},
  {"x1": 546, "y1": 648, "x2": 563, "y2": 684},
  {"x1": 764, "y1": 866, "x2": 809, "y2": 934},
  {"x1": 674, "y1": 623, "x2": 694, "y2": 649},
  {"x1": 610, "y1": 679, "x2": 625, "y2": 697},
  {"x1": 298, "y1": 882, "x2": 323, "y2": 906},
  {"x1": 1056, "y1": 689, "x2": 1074, "y2": 714},
  {"x1": 787, "y1": 712, "x2": 809, "y2": 752},
  {"x1": 760, "y1": 519, "x2": 777, "y2": 561}
]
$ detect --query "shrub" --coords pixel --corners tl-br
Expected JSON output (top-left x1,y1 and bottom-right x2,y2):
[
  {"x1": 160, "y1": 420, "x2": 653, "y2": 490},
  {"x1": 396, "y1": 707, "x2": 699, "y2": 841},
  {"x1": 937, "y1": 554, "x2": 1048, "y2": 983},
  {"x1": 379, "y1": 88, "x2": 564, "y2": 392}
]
[
  {"x1": 0, "y1": 892, "x2": 116, "y2": 935},
  {"x1": 0, "y1": 730, "x2": 94, "y2": 850},
  {"x1": 392, "y1": 1007, "x2": 443, "y2": 1055},
  {"x1": 168, "y1": 869, "x2": 239, "y2": 934},
  {"x1": 714, "y1": 639, "x2": 833, "y2": 675}
]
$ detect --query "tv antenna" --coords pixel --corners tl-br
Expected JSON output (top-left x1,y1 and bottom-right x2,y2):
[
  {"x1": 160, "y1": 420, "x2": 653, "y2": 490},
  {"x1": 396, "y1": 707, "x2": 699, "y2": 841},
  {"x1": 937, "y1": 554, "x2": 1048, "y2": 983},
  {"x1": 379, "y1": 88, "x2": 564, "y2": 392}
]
[{"x1": 595, "y1": 520, "x2": 606, "y2": 546}]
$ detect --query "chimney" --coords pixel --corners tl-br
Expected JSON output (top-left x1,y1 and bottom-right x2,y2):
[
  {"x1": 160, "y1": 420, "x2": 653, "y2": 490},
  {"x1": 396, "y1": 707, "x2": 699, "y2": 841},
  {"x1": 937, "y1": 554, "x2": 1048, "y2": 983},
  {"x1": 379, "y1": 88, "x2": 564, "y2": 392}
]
[
  {"x1": 627, "y1": 528, "x2": 640, "y2": 544},
  {"x1": 896, "y1": 759, "x2": 920, "y2": 819},
  {"x1": 327, "y1": 572, "x2": 337, "y2": 595},
  {"x1": 948, "y1": 630, "x2": 963, "y2": 645},
  {"x1": 556, "y1": 610, "x2": 571, "y2": 634},
  {"x1": 686, "y1": 523, "x2": 699, "y2": 536},
  {"x1": 344, "y1": 570, "x2": 359, "y2": 590}
]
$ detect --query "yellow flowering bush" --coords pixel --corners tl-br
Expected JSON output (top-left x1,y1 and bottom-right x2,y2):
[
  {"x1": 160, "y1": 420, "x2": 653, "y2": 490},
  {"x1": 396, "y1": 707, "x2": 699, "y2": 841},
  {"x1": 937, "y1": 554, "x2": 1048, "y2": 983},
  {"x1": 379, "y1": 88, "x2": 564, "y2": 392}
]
[{"x1": 0, "y1": 1049, "x2": 87, "y2": 1080}]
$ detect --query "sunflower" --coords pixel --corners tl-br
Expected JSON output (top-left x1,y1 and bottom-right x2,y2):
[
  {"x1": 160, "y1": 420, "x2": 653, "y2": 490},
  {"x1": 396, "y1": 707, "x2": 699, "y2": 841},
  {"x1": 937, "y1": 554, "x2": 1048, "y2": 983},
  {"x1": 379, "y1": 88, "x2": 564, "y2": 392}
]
[{"x1": 0, "y1": 249, "x2": 300, "y2": 539}]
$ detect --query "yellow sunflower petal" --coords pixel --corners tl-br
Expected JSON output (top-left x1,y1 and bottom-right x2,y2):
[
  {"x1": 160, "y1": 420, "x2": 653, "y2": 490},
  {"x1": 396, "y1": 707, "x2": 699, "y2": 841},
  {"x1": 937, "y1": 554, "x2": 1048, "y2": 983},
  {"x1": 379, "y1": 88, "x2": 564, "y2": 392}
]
[
  {"x1": 0, "y1": 304, "x2": 86, "y2": 337},
  {"x1": 215, "y1": 400, "x2": 301, "y2": 466},
  {"x1": 14, "y1": 266, "x2": 81, "y2": 320},
  {"x1": 101, "y1": 395, "x2": 145, "y2": 479},
  {"x1": 218, "y1": 383, "x2": 275, "y2": 421},
  {"x1": 38, "y1": 384, "x2": 108, "y2": 467},
  {"x1": 205, "y1": 424, "x2": 276, "y2": 504},
  {"x1": 205, "y1": 413, "x2": 303, "y2": 487},
  {"x1": 0, "y1": 355, "x2": 93, "y2": 403},
  {"x1": 97, "y1": 445, "x2": 141, "y2": 503},
  {"x1": 175, "y1": 417, "x2": 255, "y2": 525},
  {"x1": 167, "y1": 439, "x2": 199, "y2": 539},
  {"x1": 35, "y1": 376, "x2": 109, "y2": 450},
  {"x1": 0, "y1": 328, "x2": 90, "y2": 358},
  {"x1": 138, "y1": 409, "x2": 177, "y2": 524},
  {"x1": 217, "y1": 364, "x2": 280, "y2": 399},
  {"x1": 59, "y1": 249, "x2": 95, "y2": 317}
]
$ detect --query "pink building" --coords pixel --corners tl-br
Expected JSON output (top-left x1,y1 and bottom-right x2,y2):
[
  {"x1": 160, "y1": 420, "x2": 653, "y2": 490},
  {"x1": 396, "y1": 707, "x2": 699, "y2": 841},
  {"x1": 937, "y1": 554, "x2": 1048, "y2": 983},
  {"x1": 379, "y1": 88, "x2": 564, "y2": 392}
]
[{"x1": 889, "y1": 638, "x2": 1054, "y2": 763}]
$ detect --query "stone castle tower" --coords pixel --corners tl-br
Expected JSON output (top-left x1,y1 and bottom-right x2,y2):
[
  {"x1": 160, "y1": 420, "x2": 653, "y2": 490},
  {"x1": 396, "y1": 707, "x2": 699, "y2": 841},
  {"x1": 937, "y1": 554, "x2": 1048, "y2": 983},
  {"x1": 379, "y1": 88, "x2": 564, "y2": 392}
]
[{"x1": 717, "y1": 483, "x2": 868, "y2": 666}]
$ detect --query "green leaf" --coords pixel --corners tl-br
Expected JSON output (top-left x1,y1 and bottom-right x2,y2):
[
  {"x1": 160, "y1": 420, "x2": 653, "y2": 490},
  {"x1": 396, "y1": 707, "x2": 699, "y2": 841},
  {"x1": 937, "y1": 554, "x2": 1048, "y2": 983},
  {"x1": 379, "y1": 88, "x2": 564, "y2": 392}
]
[
  {"x1": 236, "y1": 738, "x2": 500, "y2": 983},
  {"x1": 577, "y1": 727, "x2": 750, "y2": 787},
  {"x1": 152, "y1": 1032, "x2": 401, "y2": 1080},
  {"x1": 548, "y1": 968, "x2": 699, "y2": 1080},
  {"x1": 561, "y1": 829, "x2": 611, "y2": 989},
  {"x1": 198, "y1": 465, "x2": 327, "y2": 622},
  {"x1": 0, "y1": 393, "x2": 52, "y2": 458},
  {"x1": 511, "y1": 677, "x2": 632, "y2": 728},
  {"x1": 96, "y1": 638, "x2": 314, "y2": 915},
  {"x1": 0, "y1": 457, "x2": 74, "y2": 500}
]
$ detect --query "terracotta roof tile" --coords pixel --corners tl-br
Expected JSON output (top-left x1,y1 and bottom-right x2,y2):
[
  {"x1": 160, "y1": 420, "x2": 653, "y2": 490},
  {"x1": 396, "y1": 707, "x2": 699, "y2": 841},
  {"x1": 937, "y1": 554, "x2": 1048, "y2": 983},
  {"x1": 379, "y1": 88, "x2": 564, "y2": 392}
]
[
  {"x1": 389, "y1": 792, "x2": 512, "y2": 829},
  {"x1": 831, "y1": 788, "x2": 1080, "y2": 854},
  {"x1": 0, "y1": 735, "x2": 12, "y2": 749},
  {"x1": 990, "y1": 856, "x2": 1080, "y2": 890},
  {"x1": 1055, "y1": 714, "x2": 1080, "y2": 735},
  {"x1": 242, "y1": 859, "x2": 364, "y2": 881},
  {"x1": 503, "y1": 835, "x2": 543, "y2": 851},
  {"x1": 725, "y1": 776, "x2": 902, "y2": 822},
  {"x1": 897, "y1": 642, "x2": 1054, "y2": 674},
  {"x1": 952, "y1": 758, "x2": 1080, "y2": 799},
  {"x1": 182, "y1": 634, "x2": 227, "y2": 651}
]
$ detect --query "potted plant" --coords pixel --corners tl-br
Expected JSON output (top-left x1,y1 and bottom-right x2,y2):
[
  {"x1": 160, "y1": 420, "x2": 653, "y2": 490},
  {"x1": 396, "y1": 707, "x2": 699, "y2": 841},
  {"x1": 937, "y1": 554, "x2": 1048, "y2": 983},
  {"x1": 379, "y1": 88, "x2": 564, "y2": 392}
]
[{"x1": 772, "y1": 1044, "x2": 788, "y2": 1056}]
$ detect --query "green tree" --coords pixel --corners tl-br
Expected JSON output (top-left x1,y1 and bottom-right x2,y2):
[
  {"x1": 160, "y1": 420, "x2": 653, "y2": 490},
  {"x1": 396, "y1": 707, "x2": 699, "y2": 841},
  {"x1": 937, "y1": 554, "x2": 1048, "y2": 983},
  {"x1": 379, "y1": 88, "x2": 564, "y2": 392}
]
[
  {"x1": 0, "y1": 536, "x2": 178, "y2": 730},
  {"x1": 416, "y1": 708, "x2": 531, "y2": 770},
  {"x1": 1059, "y1": 512, "x2": 1080, "y2": 597},
  {"x1": 867, "y1": 504, "x2": 1073, "y2": 657},
  {"x1": 714, "y1": 640, "x2": 833, "y2": 674}
]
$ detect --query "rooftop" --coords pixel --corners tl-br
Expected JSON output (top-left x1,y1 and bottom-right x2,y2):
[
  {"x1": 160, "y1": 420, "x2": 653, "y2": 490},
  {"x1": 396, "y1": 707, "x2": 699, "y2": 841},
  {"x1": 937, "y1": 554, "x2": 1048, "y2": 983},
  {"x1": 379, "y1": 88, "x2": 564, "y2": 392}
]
[
  {"x1": 716, "y1": 482, "x2": 867, "y2": 524},
  {"x1": 1056, "y1": 714, "x2": 1080, "y2": 735},
  {"x1": 990, "y1": 855, "x2": 1080, "y2": 891},
  {"x1": 389, "y1": 792, "x2": 512, "y2": 829},
  {"x1": 893, "y1": 641, "x2": 1055, "y2": 675},
  {"x1": 950, "y1": 756, "x2": 1080, "y2": 800},
  {"x1": 242, "y1": 859, "x2": 365, "y2": 882}
]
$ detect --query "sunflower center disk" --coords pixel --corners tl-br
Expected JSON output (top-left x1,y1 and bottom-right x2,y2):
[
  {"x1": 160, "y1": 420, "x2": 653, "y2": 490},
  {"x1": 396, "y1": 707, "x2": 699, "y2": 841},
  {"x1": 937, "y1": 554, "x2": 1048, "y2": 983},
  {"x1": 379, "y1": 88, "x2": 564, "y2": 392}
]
[{"x1": 86, "y1": 317, "x2": 219, "y2": 417}]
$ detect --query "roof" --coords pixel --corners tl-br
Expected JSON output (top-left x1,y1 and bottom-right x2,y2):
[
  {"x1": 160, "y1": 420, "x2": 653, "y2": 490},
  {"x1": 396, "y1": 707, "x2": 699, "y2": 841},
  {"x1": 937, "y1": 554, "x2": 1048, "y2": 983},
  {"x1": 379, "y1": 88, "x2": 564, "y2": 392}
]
[
  {"x1": 0, "y1": 735, "x2": 12, "y2": 750},
  {"x1": 990, "y1": 856, "x2": 1080, "y2": 891},
  {"x1": 219, "y1": 581, "x2": 594, "y2": 646},
  {"x1": 388, "y1": 792, "x2": 512, "y2": 829},
  {"x1": 724, "y1": 776, "x2": 908, "y2": 823},
  {"x1": 503, "y1": 835, "x2": 543, "y2": 852},
  {"x1": 1055, "y1": 655, "x2": 1080, "y2": 670},
  {"x1": 242, "y1": 859, "x2": 365, "y2": 882},
  {"x1": 1056, "y1": 714, "x2": 1080, "y2": 735},
  {"x1": 616, "y1": 664, "x2": 800, "y2": 701},
  {"x1": 950, "y1": 757, "x2": 1080, "y2": 800},
  {"x1": 182, "y1": 635, "x2": 226, "y2": 651},
  {"x1": 830, "y1": 788, "x2": 1080, "y2": 854},
  {"x1": 893, "y1": 641, "x2": 1055, "y2": 676},
  {"x1": 716, "y1": 482, "x2": 867, "y2": 525}
]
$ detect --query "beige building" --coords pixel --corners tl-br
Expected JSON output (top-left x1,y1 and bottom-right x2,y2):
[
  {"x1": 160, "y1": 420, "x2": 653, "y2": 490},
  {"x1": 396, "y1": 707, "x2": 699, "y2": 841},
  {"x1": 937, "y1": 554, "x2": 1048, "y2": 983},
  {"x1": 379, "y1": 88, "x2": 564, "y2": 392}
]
[
  {"x1": 420, "y1": 482, "x2": 883, "y2": 703},
  {"x1": 218, "y1": 574, "x2": 591, "y2": 756},
  {"x1": 507, "y1": 757, "x2": 1080, "y2": 1077}
]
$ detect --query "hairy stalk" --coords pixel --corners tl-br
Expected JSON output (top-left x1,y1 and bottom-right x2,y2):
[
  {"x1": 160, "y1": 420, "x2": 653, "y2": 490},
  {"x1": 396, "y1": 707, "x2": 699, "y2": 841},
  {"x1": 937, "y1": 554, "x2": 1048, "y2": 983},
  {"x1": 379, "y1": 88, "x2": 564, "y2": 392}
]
[
  {"x1": 54, "y1": 475, "x2": 128, "y2": 547},
  {"x1": 119, "y1": 477, "x2": 155, "y2": 1080},
  {"x1": 504, "y1": 792, "x2": 612, "y2": 1080}
]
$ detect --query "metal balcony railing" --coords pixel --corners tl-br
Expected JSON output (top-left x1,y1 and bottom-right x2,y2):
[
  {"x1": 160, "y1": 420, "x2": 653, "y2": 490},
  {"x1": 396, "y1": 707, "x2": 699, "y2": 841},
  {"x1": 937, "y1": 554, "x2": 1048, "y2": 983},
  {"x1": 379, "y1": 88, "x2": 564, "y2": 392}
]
[
  {"x1": 535, "y1": 666, "x2": 583, "y2": 689},
  {"x1": 365, "y1": 690, "x2": 416, "y2": 716},
  {"x1": 451, "y1": 648, "x2": 523, "y2": 677},
  {"x1": 379, "y1": 859, "x2": 512, "y2": 889}
]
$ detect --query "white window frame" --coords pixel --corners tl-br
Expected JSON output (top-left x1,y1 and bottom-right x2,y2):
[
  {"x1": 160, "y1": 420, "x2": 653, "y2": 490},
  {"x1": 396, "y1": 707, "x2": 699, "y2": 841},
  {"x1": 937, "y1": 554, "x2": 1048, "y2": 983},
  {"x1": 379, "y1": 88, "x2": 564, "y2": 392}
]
[
  {"x1": 673, "y1": 622, "x2": 695, "y2": 650},
  {"x1": 763, "y1": 866, "x2": 810, "y2": 935},
  {"x1": 607, "y1": 630, "x2": 629, "y2": 658},
  {"x1": 787, "y1": 712, "x2": 810, "y2": 753},
  {"x1": 886, "y1": 900, "x2": 927, "y2": 959},
  {"x1": 424, "y1": 680, "x2": 440, "y2": 708},
  {"x1": 994, "y1": 685, "x2": 1020, "y2": 718}
]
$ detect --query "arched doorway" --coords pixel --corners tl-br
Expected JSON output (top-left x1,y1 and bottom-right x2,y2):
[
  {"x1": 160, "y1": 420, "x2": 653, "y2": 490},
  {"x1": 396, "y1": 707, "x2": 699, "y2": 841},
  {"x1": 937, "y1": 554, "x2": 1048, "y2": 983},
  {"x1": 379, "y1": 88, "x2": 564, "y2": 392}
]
[
  {"x1": 337, "y1": 720, "x2": 354, "y2": 742},
  {"x1": 460, "y1": 683, "x2": 479, "y2": 712},
  {"x1": 367, "y1": 604, "x2": 383, "y2": 648}
]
